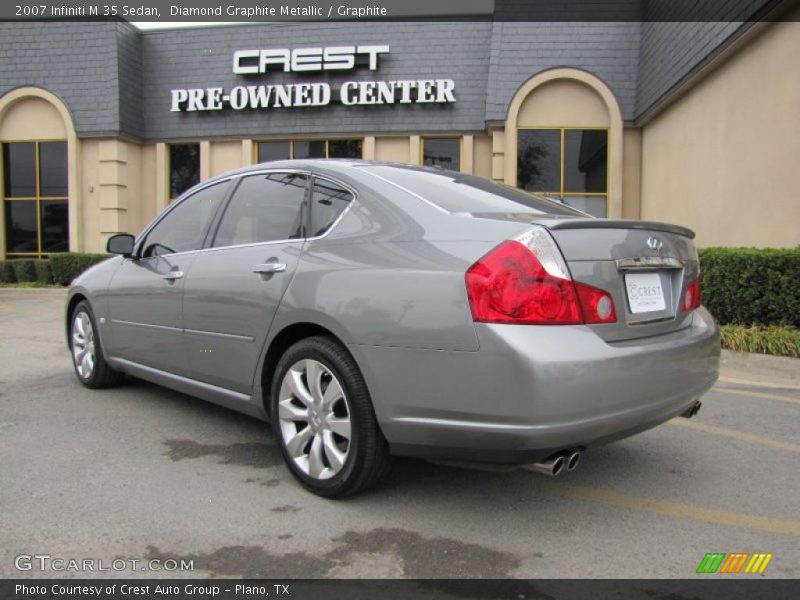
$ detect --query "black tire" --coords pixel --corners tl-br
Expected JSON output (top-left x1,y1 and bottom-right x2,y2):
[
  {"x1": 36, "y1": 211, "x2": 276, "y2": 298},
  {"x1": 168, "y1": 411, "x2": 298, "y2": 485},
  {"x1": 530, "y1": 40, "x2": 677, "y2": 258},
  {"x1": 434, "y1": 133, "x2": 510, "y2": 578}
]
[
  {"x1": 271, "y1": 336, "x2": 391, "y2": 498},
  {"x1": 69, "y1": 300, "x2": 125, "y2": 389}
]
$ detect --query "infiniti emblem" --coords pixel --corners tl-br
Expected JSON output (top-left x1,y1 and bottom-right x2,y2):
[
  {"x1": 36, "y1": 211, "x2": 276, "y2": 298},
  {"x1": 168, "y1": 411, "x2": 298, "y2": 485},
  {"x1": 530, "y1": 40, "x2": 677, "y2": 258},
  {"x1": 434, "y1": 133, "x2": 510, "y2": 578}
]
[{"x1": 647, "y1": 236, "x2": 663, "y2": 252}]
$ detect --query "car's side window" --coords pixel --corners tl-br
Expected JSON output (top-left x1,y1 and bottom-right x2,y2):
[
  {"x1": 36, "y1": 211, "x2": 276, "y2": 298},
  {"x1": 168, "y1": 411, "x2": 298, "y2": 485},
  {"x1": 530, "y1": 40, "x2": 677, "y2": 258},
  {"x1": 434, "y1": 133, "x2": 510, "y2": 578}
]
[
  {"x1": 212, "y1": 172, "x2": 308, "y2": 247},
  {"x1": 310, "y1": 178, "x2": 353, "y2": 237},
  {"x1": 141, "y1": 181, "x2": 229, "y2": 257}
]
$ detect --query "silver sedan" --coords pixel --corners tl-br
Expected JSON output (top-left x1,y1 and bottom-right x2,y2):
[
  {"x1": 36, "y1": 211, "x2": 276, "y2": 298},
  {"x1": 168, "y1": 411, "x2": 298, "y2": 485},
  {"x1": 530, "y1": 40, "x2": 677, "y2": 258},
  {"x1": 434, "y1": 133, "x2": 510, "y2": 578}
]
[{"x1": 66, "y1": 160, "x2": 720, "y2": 497}]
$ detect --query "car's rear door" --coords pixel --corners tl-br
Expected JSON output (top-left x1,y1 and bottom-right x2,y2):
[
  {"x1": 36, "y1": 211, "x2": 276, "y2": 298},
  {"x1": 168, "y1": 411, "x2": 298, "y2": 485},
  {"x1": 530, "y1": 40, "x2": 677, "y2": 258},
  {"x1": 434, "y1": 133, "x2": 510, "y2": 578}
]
[
  {"x1": 106, "y1": 180, "x2": 230, "y2": 376},
  {"x1": 181, "y1": 171, "x2": 309, "y2": 394}
]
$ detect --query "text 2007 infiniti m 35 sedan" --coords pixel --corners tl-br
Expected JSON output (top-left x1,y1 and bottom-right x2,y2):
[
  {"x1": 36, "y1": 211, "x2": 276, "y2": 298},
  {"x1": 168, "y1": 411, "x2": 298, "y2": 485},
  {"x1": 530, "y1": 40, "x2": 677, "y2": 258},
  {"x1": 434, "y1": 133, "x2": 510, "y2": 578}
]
[{"x1": 66, "y1": 160, "x2": 719, "y2": 497}]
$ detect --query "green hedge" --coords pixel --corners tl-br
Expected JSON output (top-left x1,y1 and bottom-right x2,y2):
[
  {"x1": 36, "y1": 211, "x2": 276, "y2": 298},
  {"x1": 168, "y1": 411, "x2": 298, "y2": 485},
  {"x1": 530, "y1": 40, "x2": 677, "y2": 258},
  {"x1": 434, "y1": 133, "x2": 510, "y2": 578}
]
[
  {"x1": 34, "y1": 259, "x2": 54, "y2": 284},
  {"x1": 0, "y1": 260, "x2": 17, "y2": 283},
  {"x1": 11, "y1": 259, "x2": 37, "y2": 282},
  {"x1": 0, "y1": 254, "x2": 107, "y2": 286},
  {"x1": 49, "y1": 253, "x2": 110, "y2": 286},
  {"x1": 699, "y1": 247, "x2": 800, "y2": 328}
]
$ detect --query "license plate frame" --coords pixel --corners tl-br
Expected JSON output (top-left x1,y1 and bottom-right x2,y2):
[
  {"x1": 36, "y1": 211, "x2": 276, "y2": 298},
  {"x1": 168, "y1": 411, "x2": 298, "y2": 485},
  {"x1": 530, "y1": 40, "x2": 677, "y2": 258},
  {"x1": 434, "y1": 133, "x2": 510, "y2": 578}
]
[{"x1": 625, "y1": 272, "x2": 666, "y2": 314}]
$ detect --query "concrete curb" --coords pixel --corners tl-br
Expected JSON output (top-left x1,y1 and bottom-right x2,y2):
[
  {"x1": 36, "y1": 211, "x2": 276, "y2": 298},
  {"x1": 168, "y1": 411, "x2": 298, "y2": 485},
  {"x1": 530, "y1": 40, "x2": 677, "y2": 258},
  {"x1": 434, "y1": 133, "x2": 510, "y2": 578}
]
[
  {"x1": 0, "y1": 287, "x2": 67, "y2": 292},
  {"x1": 720, "y1": 349, "x2": 799, "y2": 387}
]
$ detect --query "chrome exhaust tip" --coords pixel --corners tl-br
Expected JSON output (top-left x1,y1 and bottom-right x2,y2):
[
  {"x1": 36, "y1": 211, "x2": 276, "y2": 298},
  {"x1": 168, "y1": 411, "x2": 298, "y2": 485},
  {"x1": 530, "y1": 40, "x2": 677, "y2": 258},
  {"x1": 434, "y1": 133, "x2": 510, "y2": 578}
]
[
  {"x1": 525, "y1": 455, "x2": 566, "y2": 477},
  {"x1": 680, "y1": 401, "x2": 702, "y2": 419},
  {"x1": 565, "y1": 450, "x2": 581, "y2": 472}
]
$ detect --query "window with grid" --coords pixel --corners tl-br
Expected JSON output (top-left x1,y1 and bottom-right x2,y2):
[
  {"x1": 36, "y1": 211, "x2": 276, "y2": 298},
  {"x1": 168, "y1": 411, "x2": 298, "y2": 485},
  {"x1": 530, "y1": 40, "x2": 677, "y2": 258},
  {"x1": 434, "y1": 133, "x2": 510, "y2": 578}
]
[
  {"x1": 517, "y1": 128, "x2": 608, "y2": 217},
  {"x1": 169, "y1": 143, "x2": 200, "y2": 199},
  {"x1": 3, "y1": 141, "x2": 69, "y2": 257},
  {"x1": 422, "y1": 138, "x2": 460, "y2": 171},
  {"x1": 256, "y1": 139, "x2": 363, "y2": 162}
]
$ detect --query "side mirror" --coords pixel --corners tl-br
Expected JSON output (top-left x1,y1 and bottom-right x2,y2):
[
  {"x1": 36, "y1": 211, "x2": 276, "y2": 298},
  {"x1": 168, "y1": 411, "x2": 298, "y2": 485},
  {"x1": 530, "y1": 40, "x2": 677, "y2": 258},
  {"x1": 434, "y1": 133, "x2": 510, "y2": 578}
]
[{"x1": 106, "y1": 233, "x2": 135, "y2": 257}]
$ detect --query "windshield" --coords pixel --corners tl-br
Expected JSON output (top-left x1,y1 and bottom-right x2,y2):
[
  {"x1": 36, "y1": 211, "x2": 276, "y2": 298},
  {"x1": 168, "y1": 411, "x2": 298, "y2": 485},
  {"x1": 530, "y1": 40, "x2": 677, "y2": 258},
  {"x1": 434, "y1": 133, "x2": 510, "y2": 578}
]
[{"x1": 362, "y1": 165, "x2": 587, "y2": 217}]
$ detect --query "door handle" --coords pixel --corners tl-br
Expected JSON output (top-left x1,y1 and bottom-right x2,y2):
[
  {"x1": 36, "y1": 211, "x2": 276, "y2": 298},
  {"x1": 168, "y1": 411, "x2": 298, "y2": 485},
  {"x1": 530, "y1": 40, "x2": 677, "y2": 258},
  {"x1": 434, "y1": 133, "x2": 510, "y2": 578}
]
[
  {"x1": 163, "y1": 270, "x2": 184, "y2": 281},
  {"x1": 252, "y1": 263, "x2": 287, "y2": 274}
]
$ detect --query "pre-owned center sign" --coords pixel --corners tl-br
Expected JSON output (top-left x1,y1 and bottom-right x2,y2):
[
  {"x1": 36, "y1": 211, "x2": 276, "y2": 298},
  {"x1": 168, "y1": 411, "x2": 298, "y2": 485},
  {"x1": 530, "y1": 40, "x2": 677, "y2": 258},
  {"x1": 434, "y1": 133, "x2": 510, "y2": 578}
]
[{"x1": 170, "y1": 44, "x2": 456, "y2": 112}]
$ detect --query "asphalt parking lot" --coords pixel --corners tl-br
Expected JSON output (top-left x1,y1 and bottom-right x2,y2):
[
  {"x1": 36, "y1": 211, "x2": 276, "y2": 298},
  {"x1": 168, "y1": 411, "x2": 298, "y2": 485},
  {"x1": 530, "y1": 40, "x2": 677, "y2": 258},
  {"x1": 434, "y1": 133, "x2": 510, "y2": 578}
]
[{"x1": 1, "y1": 288, "x2": 798, "y2": 579}]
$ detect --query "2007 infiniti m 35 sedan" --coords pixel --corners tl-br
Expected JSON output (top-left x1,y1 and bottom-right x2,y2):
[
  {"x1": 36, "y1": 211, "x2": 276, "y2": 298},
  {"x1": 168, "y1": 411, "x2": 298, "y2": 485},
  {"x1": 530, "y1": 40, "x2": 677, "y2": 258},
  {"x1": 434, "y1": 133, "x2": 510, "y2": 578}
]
[{"x1": 66, "y1": 160, "x2": 720, "y2": 497}]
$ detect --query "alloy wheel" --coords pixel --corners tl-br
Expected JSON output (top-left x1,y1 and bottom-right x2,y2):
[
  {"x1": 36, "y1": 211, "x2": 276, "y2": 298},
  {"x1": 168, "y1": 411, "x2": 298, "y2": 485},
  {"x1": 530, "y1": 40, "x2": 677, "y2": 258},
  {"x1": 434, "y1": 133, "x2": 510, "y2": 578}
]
[
  {"x1": 71, "y1": 311, "x2": 96, "y2": 379},
  {"x1": 277, "y1": 359, "x2": 352, "y2": 480}
]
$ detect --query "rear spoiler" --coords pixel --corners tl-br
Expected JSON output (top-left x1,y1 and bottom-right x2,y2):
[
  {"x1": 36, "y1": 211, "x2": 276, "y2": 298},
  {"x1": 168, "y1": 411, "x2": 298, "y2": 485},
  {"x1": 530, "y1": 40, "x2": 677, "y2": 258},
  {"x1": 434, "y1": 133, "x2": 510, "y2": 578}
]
[{"x1": 542, "y1": 219, "x2": 695, "y2": 240}]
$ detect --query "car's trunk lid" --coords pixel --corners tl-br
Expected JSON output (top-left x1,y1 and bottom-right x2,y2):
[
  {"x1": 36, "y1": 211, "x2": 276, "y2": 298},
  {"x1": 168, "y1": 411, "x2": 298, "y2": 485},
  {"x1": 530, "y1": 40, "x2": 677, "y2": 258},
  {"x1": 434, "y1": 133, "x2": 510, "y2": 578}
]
[
  {"x1": 545, "y1": 218, "x2": 699, "y2": 342},
  {"x1": 470, "y1": 214, "x2": 700, "y2": 342}
]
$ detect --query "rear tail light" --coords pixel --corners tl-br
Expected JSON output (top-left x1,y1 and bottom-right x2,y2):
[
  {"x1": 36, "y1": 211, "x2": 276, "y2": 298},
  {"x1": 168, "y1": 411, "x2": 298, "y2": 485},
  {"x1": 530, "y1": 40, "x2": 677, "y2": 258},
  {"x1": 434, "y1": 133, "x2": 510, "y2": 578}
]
[
  {"x1": 683, "y1": 277, "x2": 702, "y2": 312},
  {"x1": 465, "y1": 240, "x2": 582, "y2": 324},
  {"x1": 575, "y1": 282, "x2": 618, "y2": 324},
  {"x1": 465, "y1": 228, "x2": 616, "y2": 325}
]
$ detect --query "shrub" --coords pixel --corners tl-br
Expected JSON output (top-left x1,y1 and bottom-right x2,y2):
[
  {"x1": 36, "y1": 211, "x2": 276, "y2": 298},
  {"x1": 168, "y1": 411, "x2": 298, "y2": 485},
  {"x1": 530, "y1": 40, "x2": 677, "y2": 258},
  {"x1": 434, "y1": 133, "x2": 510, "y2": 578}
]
[
  {"x1": 11, "y1": 259, "x2": 37, "y2": 282},
  {"x1": 0, "y1": 260, "x2": 16, "y2": 283},
  {"x1": 720, "y1": 325, "x2": 800, "y2": 359},
  {"x1": 34, "y1": 259, "x2": 54, "y2": 284},
  {"x1": 49, "y1": 253, "x2": 110, "y2": 286},
  {"x1": 699, "y1": 247, "x2": 800, "y2": 328}
]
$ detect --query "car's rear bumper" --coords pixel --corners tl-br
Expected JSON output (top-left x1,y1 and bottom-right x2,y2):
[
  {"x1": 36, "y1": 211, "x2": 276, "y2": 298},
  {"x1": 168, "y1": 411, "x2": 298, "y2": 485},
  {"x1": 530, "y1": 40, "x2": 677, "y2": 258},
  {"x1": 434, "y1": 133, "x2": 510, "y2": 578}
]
[{"x1": 350, "y1": 306, "x2": 720, "y2": 465}]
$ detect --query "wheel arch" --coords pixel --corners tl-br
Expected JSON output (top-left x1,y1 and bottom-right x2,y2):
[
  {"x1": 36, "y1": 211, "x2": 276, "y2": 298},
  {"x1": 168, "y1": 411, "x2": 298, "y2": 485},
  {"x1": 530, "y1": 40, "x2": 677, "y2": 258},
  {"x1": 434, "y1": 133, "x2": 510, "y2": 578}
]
[
  {"x1": 65, "y1": 291, "x2": 88, "y2": 348},
  {"x1": 260, "y1": 321, "x2": 348, "y2": 419}
]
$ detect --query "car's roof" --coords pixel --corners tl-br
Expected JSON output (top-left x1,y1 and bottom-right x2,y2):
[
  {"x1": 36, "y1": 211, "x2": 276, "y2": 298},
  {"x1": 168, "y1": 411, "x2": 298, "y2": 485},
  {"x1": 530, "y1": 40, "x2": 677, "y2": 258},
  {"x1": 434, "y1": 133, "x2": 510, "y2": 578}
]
[
  {"x1": 198, "y1": 159, "x2": 590, "y2": 220},
  {"x1": 202, "y1": 158, "x2": 455, "y2": 186}
]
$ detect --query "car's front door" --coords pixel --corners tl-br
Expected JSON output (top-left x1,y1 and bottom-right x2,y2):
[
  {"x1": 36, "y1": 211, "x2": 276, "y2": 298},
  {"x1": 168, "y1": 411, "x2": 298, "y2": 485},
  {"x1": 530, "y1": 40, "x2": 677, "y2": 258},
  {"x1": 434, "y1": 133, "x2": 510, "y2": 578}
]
[
  {"x1": 106, "y1": 180, "x2": 230, "y2": 376},
  {"x1": 181, "y1": 171, "x2": 309, "y2": 394}
]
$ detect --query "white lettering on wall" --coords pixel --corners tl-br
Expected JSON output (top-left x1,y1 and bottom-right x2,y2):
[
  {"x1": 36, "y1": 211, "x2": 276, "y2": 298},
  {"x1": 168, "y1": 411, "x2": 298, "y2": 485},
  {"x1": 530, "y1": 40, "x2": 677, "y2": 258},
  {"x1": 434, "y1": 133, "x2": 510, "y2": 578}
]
[
  {"x1": 170, "y1": 80, "x2": 457, "y2": 112},
  {"x1": 232, "y1": 45, "x2": 390, "y2": 75},
  {"x1": 170, "y1": 45, "x2": 456, "y2": 112}
]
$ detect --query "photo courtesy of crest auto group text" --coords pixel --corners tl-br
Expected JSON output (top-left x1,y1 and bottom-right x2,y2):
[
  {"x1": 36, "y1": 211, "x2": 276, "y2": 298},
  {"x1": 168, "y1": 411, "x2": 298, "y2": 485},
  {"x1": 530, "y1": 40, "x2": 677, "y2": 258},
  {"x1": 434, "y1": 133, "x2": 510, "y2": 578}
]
[{"x1": 0, "y1": 0, "x2": 798, "y2": 598}]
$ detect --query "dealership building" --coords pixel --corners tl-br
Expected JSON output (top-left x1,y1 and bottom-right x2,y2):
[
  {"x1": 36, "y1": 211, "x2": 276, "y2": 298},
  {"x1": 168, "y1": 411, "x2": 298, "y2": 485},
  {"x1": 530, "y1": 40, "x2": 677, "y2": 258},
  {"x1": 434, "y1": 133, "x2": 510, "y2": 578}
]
[{"x1": 0, "y1": 2, "x2": 798, "y2": 259}]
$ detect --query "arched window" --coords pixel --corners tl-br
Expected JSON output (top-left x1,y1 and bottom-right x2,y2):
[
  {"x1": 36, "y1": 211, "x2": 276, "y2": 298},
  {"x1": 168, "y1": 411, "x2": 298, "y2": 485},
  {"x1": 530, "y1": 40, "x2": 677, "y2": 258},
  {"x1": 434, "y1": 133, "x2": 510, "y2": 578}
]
[
  {"x1": 1, "y1": 93, "x2": 72, "y2": 258},
  {"x1": 505, "y1": 69, "x2": 623, "y2": 218}
]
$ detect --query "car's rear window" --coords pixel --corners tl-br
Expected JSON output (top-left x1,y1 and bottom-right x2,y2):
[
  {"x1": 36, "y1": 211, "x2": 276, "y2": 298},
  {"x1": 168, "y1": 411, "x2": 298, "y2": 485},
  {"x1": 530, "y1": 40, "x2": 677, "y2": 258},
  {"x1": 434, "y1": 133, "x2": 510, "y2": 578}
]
[{"x1": 362, "y1": 165, "x2": 585, "y2": 216}]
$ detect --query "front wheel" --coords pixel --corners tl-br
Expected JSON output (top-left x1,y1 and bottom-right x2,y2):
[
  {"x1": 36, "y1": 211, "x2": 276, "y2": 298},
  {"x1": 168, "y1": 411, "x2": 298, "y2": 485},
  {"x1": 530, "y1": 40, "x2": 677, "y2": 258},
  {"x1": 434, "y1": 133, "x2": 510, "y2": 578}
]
[
  {"x1": 271, "y1": 336, "x2": 390, "y2": 498},
  {"x1": 70, "y1": 300, "x2": 124, "y2": 389}
]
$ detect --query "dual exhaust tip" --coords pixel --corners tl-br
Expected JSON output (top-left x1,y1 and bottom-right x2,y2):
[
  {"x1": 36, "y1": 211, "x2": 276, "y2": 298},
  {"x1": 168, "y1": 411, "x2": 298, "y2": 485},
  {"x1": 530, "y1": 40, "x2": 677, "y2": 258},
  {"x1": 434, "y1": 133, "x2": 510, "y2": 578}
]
[
  {"x1": 527, "y1": 401, "x2": 703, "y2": 477},
  {"x1": 525, "y1": 449, "x2": 582, "y2": 477},
  {"x1": 681, "y1": 401, "x2": 702, "y2": 419}
]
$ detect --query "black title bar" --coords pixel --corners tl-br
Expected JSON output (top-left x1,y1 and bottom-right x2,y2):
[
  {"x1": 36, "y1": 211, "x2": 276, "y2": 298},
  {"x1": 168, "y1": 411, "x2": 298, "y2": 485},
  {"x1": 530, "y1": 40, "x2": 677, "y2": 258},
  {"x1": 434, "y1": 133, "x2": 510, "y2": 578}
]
[
  {"x1": 2, "y1": 0, "x2": 798, "y2": 22},
  {"x1": 3, "y1": 579, "x2": 799, "y2": 600}
]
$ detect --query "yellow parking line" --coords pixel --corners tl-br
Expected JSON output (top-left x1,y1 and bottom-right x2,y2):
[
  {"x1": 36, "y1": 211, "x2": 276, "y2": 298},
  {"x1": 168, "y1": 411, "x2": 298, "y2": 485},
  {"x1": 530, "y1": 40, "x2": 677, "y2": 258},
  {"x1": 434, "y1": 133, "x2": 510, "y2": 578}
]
[
  {"x1": 668, "y1": 419, "x2": 800, "y2": 453},
  {"x1": 709, "y1": 387, "x2": 800, "y2": 406},
  {"x1": 562, "y1": 485, "x2": 800, "y2": 536},
  {"x1": 719, "y1": 376, "x2": 800, "y2": 391}
]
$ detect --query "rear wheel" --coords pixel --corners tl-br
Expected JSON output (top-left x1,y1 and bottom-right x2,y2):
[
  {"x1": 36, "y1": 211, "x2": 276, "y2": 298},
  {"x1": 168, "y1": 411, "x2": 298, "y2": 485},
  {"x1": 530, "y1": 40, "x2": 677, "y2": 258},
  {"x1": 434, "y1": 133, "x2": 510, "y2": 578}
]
[
  {"x1": 271, "y1": 336, "x2": 390, "y2": 498},
  {"x1": 70, "y1": 301, "x2": 124, "y2": 389}
]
